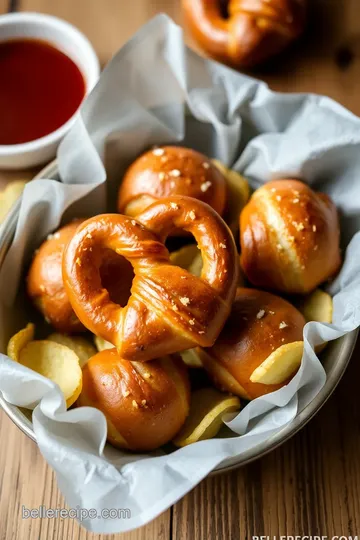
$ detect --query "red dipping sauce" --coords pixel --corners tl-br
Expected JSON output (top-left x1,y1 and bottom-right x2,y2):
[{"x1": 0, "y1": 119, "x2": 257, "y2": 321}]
[{"x1": 0, "y1": 38, "x2": 86, "y2": 145}]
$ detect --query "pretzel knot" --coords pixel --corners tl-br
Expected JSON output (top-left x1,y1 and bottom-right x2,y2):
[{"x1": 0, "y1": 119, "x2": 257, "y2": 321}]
[
  {"x1": 183, "y1": 0, "x2": 306, "y2": 67},
  {"x1": 63, "y1": 196, "x2": 238, "y2": 362}
]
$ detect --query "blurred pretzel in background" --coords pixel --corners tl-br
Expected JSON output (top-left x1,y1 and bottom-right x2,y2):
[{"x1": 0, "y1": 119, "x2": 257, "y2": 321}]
[
  {"x1": 63, "y1": 197, "x2": 238, "y2": 362},
  {"x1": 182, "y1": 0, "x2": 307, "y2": 67}
]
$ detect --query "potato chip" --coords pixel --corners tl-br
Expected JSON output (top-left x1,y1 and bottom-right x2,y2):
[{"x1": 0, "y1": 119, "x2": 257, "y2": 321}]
[
  {"x1": 18, "y1": 341, "x2": 82, "y2": 408},
  {"x1": 0, "y1": 180, "x2": 27, "y2": 223},
  {"x1": 298, "y1": 289, "x2": 333, "y2": 353},
  {"x1": 170, "y1": 244, "x2": 202, "y2": 277},
  {"x1": 173, "y1": 388, "x2": 240, "y2": 447},
  {"x1": 47, "y1": 333, "x2": 96, "y2": 368},
  {"x1": 7, "y1": 323, "x2": 35, "y2": 362},
  {"x1": 7, "y1": 324, "x2": 82, "y2": 407},
  {"x1": 212, "y1": 159, "x2": 250, "y2": 233},
  {"x1": 298, "y1": 289, "x2": 333, "y2": 324},
  {"x1": 180, "y1": 348, "x2": 203, "y2": 368},
  {"x1": 94, "y1": 335, "x2": 114, "y2": 352},
  {"x1": 169, "y1": 240, "x2": 244, "y2": 286},
  {"x1": 250, "y1": 341, "x2": 304, "y2": 385}
]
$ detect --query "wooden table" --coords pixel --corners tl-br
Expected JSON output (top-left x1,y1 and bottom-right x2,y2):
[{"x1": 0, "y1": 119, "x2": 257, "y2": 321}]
[{"x1": 1, "y1": 1, "x2": 360, "y2": 539}]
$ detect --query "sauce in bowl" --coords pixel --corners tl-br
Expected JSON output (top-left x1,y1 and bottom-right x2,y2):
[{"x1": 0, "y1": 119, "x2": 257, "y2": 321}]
[{"x1": 0, "y1": 38, "x2": 85, "y2": 145}]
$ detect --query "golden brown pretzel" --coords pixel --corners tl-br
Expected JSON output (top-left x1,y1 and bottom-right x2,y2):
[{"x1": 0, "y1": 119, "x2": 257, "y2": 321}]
[
  {"x1": 63, "y1": 196, "x2": 238, "y2": 362},
  {"x1": 27, "y1": 220, "x2": 134, "y2": 333},
  {"x1": 240, "y1": 180, "x2": 341, "y2": 294},
  {"x1": 27, "y1": 221, "x2": 86, "y2": 333},
  {"x1": 183, "y1": 0, "x2": 307, "y2": 67},
  {"x1": 199, "y1": 287, "x2": 305, "y2": 400},
  {"x1": 118, "y1": 146, "x2": 227, "y2": 224},
  {"x1": 78, "y1": 349, "x2": 190, "y2": 451}
]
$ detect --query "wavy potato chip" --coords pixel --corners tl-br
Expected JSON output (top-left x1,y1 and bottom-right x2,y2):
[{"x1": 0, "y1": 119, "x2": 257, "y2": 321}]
[
  {"x1": 7, "y1": 325, "x2": 82, "y2": 408},
  {"x1": 250, "y1": 341, "x2": 304, "y2": 385},
  {"x1": 298, "y1": 289, "x2": 333, "y2": 324},
  {"x1": 7, "y1": 323, "x2": 35, "y2": 362},
  {"x1": 180, "y1": 348, "x2": 203, "y2": 368},
  {"x1": 173, "y1": 388, "x2": 240, "y2": 447},
  {"x1": 212, "y1": 159, "x2": 250, "y2": 233},
  {"x1": 170, "y1": 244, "x2": 244, "y2": 286},
  {"x1": 0, "y1": 180, "x2": 27, "y2": 223},
  {"x1": 94, "y1": 335, "x2": 114, "y2": 352},
  {"x1": 170, "y1": 244, "x2": 202, "y2": 277},
  {"x1": 47, "y1": 333, "x2": 96, "y2": 368},
  {"x1": 18, "y1": 341, "x2": 82, "y2": 408},
  {"x1": 298, "y1": 289, "x2": 333, "y2": 353}
]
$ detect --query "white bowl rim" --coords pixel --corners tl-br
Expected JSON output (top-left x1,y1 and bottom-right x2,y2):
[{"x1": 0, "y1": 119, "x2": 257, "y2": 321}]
[
  {"x1": 0, "y1": 160, "x2": 358, "y2": 474},
  {"x1": 0, "y1": 12, "x2": 100, "y2": 157}
]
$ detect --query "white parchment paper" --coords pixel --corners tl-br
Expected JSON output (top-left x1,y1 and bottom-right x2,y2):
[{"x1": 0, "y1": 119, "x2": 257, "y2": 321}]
[{"x1": 1, "y1": 15, "x2": 360, "y2": 533}]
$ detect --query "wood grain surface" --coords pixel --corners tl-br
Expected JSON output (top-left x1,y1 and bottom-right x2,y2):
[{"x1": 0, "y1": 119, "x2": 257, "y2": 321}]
[{"x1": 1, "y1": 0, "x2": 360, "y2": 539}]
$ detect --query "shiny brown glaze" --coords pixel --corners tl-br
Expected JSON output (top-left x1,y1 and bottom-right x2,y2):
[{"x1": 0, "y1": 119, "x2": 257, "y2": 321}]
[
  {"x1": 63, "y1": 197, "x2": 239, "y2": 361},
  {"x1": 27, "y1": 220, "x2": 134, "y2": 333},
  {"x1": 240, "y1": 180, "x2": 341, "y2": 294},
  {"x1": 27, "y1": 220, "x2": 86, "y2": 333},
  {"x1": 78, "y1": 349, "x2": 190, "y2": 451},
  {"x1": 199, "y1": 287, "x2": 306, "y2": 400},
  {"x1": 183, "y1": 0, "x2": 306, "y2": 67},
  {"x1": 118, "y1": 146, "x2": 227, "y2": 225}
]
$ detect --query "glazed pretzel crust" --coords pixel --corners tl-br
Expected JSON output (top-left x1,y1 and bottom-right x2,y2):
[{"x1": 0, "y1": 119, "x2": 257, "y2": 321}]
[
  {"x1": 240, "y1": 180, "x2": 341, "y2": 294},
  {"x1": 117, "y1": 146, "x2": 227, "y2": 222},
  {"x1": 63, "y1": 196, "x2": 238, "y2": 362},
  {"x1": 182, "y1": 0, "x2": 306, "y2": 67}
]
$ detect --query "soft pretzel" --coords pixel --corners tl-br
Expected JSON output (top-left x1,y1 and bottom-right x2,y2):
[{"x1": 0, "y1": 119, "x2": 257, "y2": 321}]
[
  {"x1": 27, "y1": 221, "x2": 86, "y2": 333},
  {"x1": 118, "y1": 146, "x2": 227, "y2": 225},
  {"x1": 63, "y1": 196, "x2": 238, "y2": 362},
  {"x1": 27, "y1": 221, "x2": 134, "y2": 333},
  {"x1": 199, "y1": 287, "x2": 306, "y2": 399},
  {"x1": 78, "y1": 349, "x2": 190, "y2": 451},
  {"x1": 183, "y1": 0, "x2": 307, "y2": 67},
  {"x1": 240, "y1": 180, "x2": 341, "y2": 294}
]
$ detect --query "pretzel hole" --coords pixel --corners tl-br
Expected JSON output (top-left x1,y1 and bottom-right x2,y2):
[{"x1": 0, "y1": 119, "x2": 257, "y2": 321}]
[
  {"x1": 219, "y1": 0, "x2": 230, "y2": 19},
  {"x1": 99, "y1": 249, "x2": 134, "y2": 307},
  {"x1": 169, "y1": 244, "x2": 203, "y2": 278}
]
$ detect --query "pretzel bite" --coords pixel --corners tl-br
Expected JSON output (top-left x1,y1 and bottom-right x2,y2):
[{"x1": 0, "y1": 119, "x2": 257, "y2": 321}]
[
  {"x1": 118, "y1": 147, "x2": 227, "y2": 224},
  {"x1": 199, "y1": 288, "x2": 306, "y2": 400},
  {"x1": 240, "y1": 180, "x2": 341, "y2": 294},
  {"x1": 63, "y1": 198, "x2": 238, "y2": 361},
  {"x1": 77, "y1": 349, "x2": 190, "y2": 451},
  {"x1": 27, "y1": 221, "x2": 134, "y2": 333}
]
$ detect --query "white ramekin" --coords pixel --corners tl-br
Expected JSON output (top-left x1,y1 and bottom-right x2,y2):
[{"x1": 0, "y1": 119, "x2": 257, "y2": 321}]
[{"x1": 0, "y1": 12, "x2": 100, "y2": 169}]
